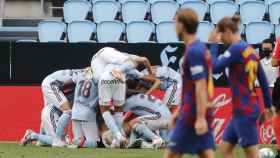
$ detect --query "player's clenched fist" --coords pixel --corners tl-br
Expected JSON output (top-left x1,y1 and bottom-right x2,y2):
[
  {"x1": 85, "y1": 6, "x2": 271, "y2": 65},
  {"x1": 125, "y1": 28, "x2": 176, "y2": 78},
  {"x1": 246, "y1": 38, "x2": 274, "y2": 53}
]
[{"x1": 195, "y1": 118, "x2": 208, "y2": 135}]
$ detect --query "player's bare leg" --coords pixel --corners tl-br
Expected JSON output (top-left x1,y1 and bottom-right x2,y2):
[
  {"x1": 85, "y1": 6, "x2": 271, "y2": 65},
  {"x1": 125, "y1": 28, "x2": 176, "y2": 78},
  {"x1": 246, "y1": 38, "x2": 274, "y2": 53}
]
[
  {"x1": 198, "y1": 149, "x2": 215, "y2": 158},
  {"x1": 243, "y1": 145, "x2": 260, "y2": 158},
  {"x1": 219, "y1": 141, "x2": 236, "y2": 158},
  {"x1": 163, "y1": 149, "x2": 182, "y2": 158},
  {"x1": 53, "y1": 101, "x2": 71, "y2": 147}
]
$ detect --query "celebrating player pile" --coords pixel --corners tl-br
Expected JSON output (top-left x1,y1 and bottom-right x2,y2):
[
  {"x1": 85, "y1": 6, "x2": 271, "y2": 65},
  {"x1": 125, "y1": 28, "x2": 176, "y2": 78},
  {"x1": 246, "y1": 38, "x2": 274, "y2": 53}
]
[
  {"x1": 19, "y1": 47, "x2": 180, "y2": 149},
  {"x1": 19, "y1": 8, "x2": 275, "y2": 158}
]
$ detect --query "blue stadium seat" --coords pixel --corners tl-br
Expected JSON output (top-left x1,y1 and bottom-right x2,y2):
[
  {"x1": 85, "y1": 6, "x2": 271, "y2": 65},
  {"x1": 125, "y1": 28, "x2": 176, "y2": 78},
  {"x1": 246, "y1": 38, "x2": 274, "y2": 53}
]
[
  {"x1": 92, "y1": 1, "x2": 121, "y2": 23},
  {"x1": 63, "y1": 0, "x2": 91, "y2": 23},
  {"x1": 275, "y1": 25, "x2": 280, "y2": 38},
  {"x1": 122, "y1": 1, "x2": 150, "y2": 23},
  {"x1": 265, "y1": 0, "x2": 280, "y2": 5},
  {"x1": 38, "y1": 20, "x2": 66, "y2": 42},
  {"x1": 240, "y1": 1, "x2": 266, "y2": 24},
  {"x1": 151, "y1": 1, "x2": 179, "y2": 24},
  {"x1": 97, "y1": 21, "x2": 125, "y2": 42},
  {"x1": 210, "y1": 1, "x2": 238, "y2": 24},
  {"x1": 269, "y1": 1, "x2": 280, "y2": 24},
  {"x1": 126, "y1": 21, "x2": 155, "y2": 43},
  {"x1": 245, "y1": 21, "x2": 273, "y2": 44},
  {"x1": 149, "y1": 0, "x2": 173, "y2": 4},
  {"x1": 119, "y1": 0, "x2": 144, "y2": 3},
  {"x1": 156, "y1": 21, "x2": 179, "y2": 43},
  {"x1": 178, "y1": 0, "x2": 201, "y2": 5},
  {"x1": 181, "y1": 1, "x2": 208, "y2": 21},
  {"x1": 197, "y1": 21, "x2": 214, "y2": 43},
  {"x1": 207, "y1": 0, "x2": 232, "y2": 5},
  {"x1": 67, "y1": 20, "x2": 96, "y2": 43}
]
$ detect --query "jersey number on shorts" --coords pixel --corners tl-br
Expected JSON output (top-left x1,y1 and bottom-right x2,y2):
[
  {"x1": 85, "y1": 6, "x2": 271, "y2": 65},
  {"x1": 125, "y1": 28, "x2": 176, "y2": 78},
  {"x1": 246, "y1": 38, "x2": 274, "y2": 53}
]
[{"x1": 78, "y1": 80, "x2": 92, "y2": 98}]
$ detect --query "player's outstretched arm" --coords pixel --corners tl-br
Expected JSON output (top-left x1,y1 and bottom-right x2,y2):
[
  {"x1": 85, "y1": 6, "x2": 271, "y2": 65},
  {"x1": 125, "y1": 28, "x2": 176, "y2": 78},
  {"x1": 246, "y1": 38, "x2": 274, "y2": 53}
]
[
  {"x1": 194, "y1": 78, "x2": 209, "y2": 135},
  {"x1": 140, "y1": 75, "x2": 161, "y2": 95},
  {"x1": 135, "y1": 57, "x2": 153, "y2": 74}
]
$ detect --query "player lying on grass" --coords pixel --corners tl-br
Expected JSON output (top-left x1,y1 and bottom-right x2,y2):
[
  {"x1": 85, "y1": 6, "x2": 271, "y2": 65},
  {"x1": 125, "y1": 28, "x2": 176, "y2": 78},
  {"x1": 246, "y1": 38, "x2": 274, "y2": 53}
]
[
  {"x1": 91, "y1": 47, "x2": 153, "y2": 147},
  {"x1": 208, "y1": 16, "x2": 273, "y2": 158},
  {"x1": 141, "y1": 65, "x2": 182, "y2": 112}
]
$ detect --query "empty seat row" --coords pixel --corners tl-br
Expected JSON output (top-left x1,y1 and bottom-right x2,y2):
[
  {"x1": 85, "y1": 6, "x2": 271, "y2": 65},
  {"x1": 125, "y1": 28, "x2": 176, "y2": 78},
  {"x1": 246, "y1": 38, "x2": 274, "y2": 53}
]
[
  {"x1": 64, "y1": 0, "x2": 280, "y2": 25},
  {"x1": 38, "y1": 20, "x2": 178, "y2": 43},
  {"x1": 38, "y1": 20, "x2": 280, "y2": 44},
  {"x1": 81, "y1": 0, "x2": 280, "y2": 5}
]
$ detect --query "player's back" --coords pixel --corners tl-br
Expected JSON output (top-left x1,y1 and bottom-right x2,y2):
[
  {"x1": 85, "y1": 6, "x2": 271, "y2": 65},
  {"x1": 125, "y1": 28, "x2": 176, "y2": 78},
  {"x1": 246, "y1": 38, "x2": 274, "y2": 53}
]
[
  {"x1": 225, "y1": 40, "x2": 260, "y2": 115},
  {"x1": 181, "y1": 40, "x2": 213, "y2": 125},
  {"x1": 124, "y1": 94, "x2": 171, "y2": 118},
  {"x1": 142, "y1": 66, "x2": 181, "y2": 90},
  {"x1": 42, "y1": 69, "x2": 81, "y2": 87},
  {"x1": 72, "y1": 72, "x2": 98, "y2": 121},
  {"x1": 91, "y1": 47, "x2": 131, "y2": 80}
]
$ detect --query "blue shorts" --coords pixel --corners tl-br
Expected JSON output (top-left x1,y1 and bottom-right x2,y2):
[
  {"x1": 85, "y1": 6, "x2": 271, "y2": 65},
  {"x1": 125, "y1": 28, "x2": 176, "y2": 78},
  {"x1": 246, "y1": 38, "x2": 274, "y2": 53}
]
[
  {"x1": 168, "y1": 119, "x2": 215, "y2": 155},
  {"x1": 222, "y1": 115, "x2": 259, "y2": 147}
]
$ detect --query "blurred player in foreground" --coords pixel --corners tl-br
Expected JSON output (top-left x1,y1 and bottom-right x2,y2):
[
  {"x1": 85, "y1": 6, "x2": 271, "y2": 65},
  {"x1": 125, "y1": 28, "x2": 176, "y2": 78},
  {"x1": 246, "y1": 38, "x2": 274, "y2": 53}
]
[
  {"x1": 164, "y1": 8, "x2": 215, "y2": 158},
  {"x1": 208, "y1": 16, "x2": 273, "y2": 158}
]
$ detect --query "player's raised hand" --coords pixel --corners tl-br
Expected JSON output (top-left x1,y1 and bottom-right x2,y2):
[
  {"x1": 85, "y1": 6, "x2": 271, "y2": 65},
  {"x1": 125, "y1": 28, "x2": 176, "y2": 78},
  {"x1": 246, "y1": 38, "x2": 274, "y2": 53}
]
[
  {"x1": 195, "y1": 118, "x2": 208, "y2": 135},
  {"x1": 111, "y1": 69, "x2": 125, "y2": 82}
]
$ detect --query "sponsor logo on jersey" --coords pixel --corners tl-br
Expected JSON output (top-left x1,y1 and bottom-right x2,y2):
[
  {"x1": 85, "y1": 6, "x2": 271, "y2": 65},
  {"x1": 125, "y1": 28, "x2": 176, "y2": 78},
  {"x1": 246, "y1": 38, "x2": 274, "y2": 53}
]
[{"x1": 101, "y1": 79, "x2": 123, "y2": 85}]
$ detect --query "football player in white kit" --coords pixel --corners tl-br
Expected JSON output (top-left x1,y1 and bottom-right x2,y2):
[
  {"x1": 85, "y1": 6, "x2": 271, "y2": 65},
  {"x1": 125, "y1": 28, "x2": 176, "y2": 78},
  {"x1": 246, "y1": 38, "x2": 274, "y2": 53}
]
[
  {"x1": 40, "y1": 69, "x2": 82, "y2": 147},
  {"x1": 19, "y1": 105, "x2": 62, "y2": 146},
  {"x1": 91, "y1": 47, "x2": 152, "y2": 147},
  {"x1": 123, "y1": 93, "x2": 172, "y2": 148},
  {"x1": 71, "y1": 68, "x2": 100, "y2": 148},
  {"x1": 142, "y1": 65, "x2": 182, "y2": 111}
]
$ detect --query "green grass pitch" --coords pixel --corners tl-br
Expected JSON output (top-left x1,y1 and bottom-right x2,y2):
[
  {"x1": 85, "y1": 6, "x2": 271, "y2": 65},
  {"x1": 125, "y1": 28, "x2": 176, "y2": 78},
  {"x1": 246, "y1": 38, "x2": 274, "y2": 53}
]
[{"x1": 0, "y1": 142, "x2": 261, "y2": 158}]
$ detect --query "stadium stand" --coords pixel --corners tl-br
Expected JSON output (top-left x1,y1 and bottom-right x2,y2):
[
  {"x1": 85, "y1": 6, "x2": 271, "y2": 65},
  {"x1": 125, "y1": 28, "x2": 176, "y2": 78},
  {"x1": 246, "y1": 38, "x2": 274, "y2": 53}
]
[
  {"x1": 210, "y1": 1, "x2": 239, "y2": 24},
  {"x1": 92, "y1": 1, "x2": 121, "y2": 23},
  {"x1": 1, "y1": 0, "x2": 280, "y2": 43},
  {"x1": 181, "y1": 1, "x2": 208, "y2": 21},
  {"x1": 245, "y1": 21, "x2": 273, "y2": 44},
  {"x1": 240, "y1": 1, "x2": 266, "y2": 24},
  {"x1": 122, "y1": 1, "x2": 150, "y2": 23},
  {"x1": 63, "y1": 0, "x2": 91, "y2": 23},
  {"x1": 275, "y1": 24, "x2": 280, "y2": 38},
  {"x1": 151, "y1": 1, "x2": 179, "y2": 24},
  {"x1": 97, "y1": 20, "x2": 125, "y2": 42},
  {"x1": 67, "y1": 20, "x2": 96, "y2": 43},
  {"x1": 269, "y1": 1, "x2": 280, "y2": 24},
  {"x1": 156, "y1": 21, "x2": 179, "y2": 43},
  {"x1": 38, "y1": 20, "x2": 66, "y2": 42},
  {"x1": 197, "y1": 21, "x2": 215, "y2": 43},
  {"x1": 126, "y1": 21, "x2": 155, "y2": 43}
]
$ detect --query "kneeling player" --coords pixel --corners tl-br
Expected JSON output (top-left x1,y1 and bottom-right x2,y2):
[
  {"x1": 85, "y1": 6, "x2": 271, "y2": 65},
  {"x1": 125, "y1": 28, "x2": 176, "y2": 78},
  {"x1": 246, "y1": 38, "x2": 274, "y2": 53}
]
[
  {"x1": 71, "y1": 68, "x2": 100, "y2": 148},
  {"x1": 20, "y1": 105, "x2": 62, "y2": 146},
  {"x1": 41, "y1": 69, "x2": 82, "y2": 147}
]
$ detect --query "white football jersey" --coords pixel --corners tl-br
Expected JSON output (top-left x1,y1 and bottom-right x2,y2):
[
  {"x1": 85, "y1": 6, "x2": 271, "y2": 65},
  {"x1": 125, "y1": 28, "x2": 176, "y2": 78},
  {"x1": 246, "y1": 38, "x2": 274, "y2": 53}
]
[
  {"x1": 91, "y1": 47, "x2": 133, "y2": 80},
  {"x1": 142, "y1": 66, "x2": 182, "y2": 90},
  {"x1": 123, "y1": 94, "x2": 171, "y2": 119},
  {"x1": 71, "y1": 72, "x2": 98, "y2": 121},
  {"x1": 42, "y1": 69, "x2": 82, "y2": 88}
]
